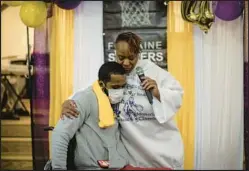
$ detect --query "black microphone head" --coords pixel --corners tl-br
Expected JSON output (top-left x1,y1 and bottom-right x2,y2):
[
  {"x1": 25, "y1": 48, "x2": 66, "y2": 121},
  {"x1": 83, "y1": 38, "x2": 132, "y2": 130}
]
[{"x1": 136, "y1": 67, "x2": 144, "y2": 76}]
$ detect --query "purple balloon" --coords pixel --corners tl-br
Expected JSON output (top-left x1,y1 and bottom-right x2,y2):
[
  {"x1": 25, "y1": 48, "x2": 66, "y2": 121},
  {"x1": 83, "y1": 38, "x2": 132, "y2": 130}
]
[
  {"x1": 55, "y1": 0, "x2": 81, "y2": 10},
  {"x1": 213, "y1": 1, "x2": 244, "y2": 21}
]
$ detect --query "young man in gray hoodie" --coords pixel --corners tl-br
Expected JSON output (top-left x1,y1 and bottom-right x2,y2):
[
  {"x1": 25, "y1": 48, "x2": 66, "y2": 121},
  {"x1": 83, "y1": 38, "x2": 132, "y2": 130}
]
[{"x1": 51, "y1": 62, "x2": 129, "y2": 170}]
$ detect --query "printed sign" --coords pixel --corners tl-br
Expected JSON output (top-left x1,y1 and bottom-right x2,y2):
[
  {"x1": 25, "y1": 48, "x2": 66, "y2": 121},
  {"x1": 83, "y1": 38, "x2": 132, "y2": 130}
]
[{"x1": 103, "y1": 1, "x2": 167, "y2": 69}]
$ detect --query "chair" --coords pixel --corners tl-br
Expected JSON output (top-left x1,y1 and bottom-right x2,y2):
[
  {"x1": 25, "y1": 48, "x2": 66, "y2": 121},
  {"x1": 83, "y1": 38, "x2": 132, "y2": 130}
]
[{"x1": 43, "y1": 126, "x2": 76, "y2": 170}]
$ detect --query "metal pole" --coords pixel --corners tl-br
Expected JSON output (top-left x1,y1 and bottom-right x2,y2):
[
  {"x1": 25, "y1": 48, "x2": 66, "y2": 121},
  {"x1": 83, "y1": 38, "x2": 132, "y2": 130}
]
[{"x1": 26, "y1": 26, "x2": 36, "y2": 170}]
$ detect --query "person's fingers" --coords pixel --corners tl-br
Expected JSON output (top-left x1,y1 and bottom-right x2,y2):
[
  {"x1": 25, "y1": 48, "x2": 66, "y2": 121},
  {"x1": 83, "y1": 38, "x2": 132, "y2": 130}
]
[
  {"x1": 61, "y1": 107, "x2": 68, "y2": 115},
  {"x1": 62, "y1": 106, "x2": 79, "y2": 116},
  {"x1": 141, "y1": 79, "x2": 149, "y2": 86},
  {"x1": 142, "y1": 82, "x2": 150, "y2": 89},
  {"x1": 68, "y1": 101, "x2": 79, "y2": 115},
  {"x1": 62, "y1": 101, "x2": 71, "y2": 115},
  {"x1": 62, "y1": 100, "x2": 72, "y2": 108},
  {"x1": 141, "y1": 77, "x2": 156, "y2": 85},
  {"x1": 142, "y1": 80, "x2": 155, "y2": 89},
  {"x1": 61, "y1": 113, "x2": 72, "y2": 119},
  {"x1": 66, "y1": 106, "x2": 79, "y2": 115},
  {"x1": 70, "y1": 101, "x2": 77, "y2": 108},
  {"x1": 144, "y1": 84, "x2": 156, "y2": 91},
  {"x1": 61, "y1": 108, "x2": 78, "y2": 118},
  {"x1": 72, "y1": 107, "x2": 80, "y2": 115},
  {"x1": 64, "y1": 108, "x2": 78, "y2": 118},
  {"x1": 67, "y1": 110, "x2": 78, "y2": 117}
]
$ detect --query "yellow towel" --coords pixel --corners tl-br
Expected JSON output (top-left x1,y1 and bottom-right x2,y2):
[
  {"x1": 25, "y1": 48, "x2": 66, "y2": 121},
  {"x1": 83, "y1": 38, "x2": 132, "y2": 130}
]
[{"x1": 92, "y1": 81, "x2": 115, "y2": 128}]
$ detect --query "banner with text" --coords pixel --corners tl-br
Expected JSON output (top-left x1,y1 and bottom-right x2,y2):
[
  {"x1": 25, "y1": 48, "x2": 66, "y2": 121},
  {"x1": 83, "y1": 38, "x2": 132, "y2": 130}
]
[{"x1": 103, "y1": 1, "x2": 167, "y2": 69}]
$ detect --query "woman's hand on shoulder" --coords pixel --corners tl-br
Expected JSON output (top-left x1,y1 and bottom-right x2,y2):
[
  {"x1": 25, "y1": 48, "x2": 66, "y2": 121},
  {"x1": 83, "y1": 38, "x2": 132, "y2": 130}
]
[{"x1": 60, "y1": 100, "x2": 79, "y2": 119}]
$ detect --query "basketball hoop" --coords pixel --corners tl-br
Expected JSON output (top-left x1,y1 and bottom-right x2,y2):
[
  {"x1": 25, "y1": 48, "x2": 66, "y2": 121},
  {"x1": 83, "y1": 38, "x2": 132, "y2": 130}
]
[{"x1": 120, "y1": 1, "x2": 152, "y2": 27}]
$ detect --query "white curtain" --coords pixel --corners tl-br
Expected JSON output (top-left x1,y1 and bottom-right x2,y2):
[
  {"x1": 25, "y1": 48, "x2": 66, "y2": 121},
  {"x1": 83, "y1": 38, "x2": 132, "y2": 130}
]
[
  {"x1": 73, "y1": 1, "x2": 104, "y2": 92},
  {"x1": 194, "y1": 17, "x2": 244, "y2": 169}
]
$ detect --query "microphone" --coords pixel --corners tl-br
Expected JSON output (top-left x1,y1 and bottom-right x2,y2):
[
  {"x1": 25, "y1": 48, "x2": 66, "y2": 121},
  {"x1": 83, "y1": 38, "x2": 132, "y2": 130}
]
[{"x1": 136, "y1": 67, "x2": 153, "y2": 104}]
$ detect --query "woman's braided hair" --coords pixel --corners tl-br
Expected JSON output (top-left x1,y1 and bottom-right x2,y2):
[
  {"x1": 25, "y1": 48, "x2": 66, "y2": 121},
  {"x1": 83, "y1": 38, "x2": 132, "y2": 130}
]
[{"x1": 115, "y1": 32, "x2": 142, "y2": 55}]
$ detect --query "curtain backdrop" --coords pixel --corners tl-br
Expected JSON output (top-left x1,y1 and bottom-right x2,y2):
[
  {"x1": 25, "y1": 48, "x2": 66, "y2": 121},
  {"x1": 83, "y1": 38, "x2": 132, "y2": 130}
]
[
  {"x1": 167, "y1": 2, "x2": 195, "y2": 169},
  {"x1": 244, "y1": 1, "x2": 249, "y2": 169},
  {"x1": 32, "y1": 8, "x2": 52, "y2": 169},
  {"x1": 73, "y1": 1, "x2": 104, "y2": 92},
  {"x1": 49, "y1": 5, "x2": 74, "y2": 156},
  {"x1": 194, "y1": 17, "x2": 244, "y2": 169}
]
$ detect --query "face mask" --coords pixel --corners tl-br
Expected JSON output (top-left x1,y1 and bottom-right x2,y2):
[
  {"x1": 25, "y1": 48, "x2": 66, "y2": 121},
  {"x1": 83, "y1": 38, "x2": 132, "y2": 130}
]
[{"x1": 108, "y1": 88, "x2": 124, "y2": 104}]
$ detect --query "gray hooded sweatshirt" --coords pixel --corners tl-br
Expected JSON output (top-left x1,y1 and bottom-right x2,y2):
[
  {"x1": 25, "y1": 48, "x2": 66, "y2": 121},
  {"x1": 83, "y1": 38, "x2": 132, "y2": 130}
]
[{"x1": 51, "y1": 87, "x2": 129, "y2": 170}]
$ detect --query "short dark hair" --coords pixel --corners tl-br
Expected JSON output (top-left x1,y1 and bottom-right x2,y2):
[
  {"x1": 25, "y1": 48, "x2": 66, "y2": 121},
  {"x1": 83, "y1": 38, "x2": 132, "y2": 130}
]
[
  {"x1": 115, "y1": 32, "x2": 142, "y2": 55},
  {"x1": 98, "y1": 62, "x2": 125, "y2": 83}
]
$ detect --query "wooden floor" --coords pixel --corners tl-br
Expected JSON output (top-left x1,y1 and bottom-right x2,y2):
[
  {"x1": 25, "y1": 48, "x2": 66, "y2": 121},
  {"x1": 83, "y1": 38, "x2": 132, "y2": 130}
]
[{"x1": 1, "y1": 99, "x2": 33, "y2": 170}]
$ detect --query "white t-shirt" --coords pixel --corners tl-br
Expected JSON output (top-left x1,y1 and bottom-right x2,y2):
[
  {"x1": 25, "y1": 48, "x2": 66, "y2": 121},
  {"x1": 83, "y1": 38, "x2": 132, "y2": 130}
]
[{"x1": 115, "y1": 60, "x2": 184, "y2": 169}]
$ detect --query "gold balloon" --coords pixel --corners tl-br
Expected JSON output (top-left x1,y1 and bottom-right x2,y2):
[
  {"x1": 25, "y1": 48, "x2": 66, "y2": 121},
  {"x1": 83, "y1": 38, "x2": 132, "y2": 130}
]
[
  {"x1": 3, "y1": 1, "x2": 23, "y2": 6},
  {"x1": 196, "y1": 1, "x2": 215, "y2": 34},
  {"x1": 181, "y1": 1, "x2": 191, "y2": 22},
  {"x1": 204, "y1": 1, "x2": 214, "y2": 20},
  {"x1": 19, "y1": 1, "x2": 47, "y2": 28},
  {"x1": 181, "y1": 1, "x2": 215, "y2": 34},
  {"x1": 181, "y1": 1, "x2": 200, "y2": 23},
  {"x1": 188, "y1": 1, "x2": 200, "y2": 22}
]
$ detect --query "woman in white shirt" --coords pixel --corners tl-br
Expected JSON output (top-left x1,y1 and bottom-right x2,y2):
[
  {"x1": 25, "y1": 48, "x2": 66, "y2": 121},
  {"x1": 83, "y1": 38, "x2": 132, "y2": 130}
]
[{"x1": 61, "y1": 32, "x2": 184, "y2": 169}]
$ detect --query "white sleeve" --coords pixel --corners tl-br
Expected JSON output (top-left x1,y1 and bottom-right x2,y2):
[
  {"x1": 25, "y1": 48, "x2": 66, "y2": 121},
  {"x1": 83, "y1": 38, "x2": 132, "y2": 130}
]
[{"x1": 151, "y1": 68, "x2": 183, "y2": 124}]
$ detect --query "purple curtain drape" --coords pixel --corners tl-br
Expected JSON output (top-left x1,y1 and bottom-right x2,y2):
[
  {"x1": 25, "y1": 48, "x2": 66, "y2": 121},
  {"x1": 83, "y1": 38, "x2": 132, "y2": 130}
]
[
  {"x1": 31, "y1": 5, "x2": 52, "y2": 170},
  {"x1": 244, "y1": 1, "x2": 248, "y2": 169}
]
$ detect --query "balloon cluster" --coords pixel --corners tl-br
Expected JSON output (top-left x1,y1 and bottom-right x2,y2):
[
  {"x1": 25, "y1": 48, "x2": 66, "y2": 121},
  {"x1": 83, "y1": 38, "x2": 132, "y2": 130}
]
[
  {"x1": 181, "y1": 1, "x2": 244, "y2": 34},
  {"x1": 2, "y1": 0, "x2": 81, "y2": 28},
  {"x1": 181, "y1": 1, "x2": 215, "y2": 34}
]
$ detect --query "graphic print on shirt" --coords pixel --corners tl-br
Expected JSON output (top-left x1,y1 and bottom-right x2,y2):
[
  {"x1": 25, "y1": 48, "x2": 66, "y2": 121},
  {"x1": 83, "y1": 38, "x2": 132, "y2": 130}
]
[
  {"x1": 118, "y1": 77, "x2": 156, "y2": 122},
  {"x1": 123, "y1": 95, "x2": 143, "y2": 122},
  {"x1": 113, "y1": 103, "x2": 121, "y2": 119}
]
